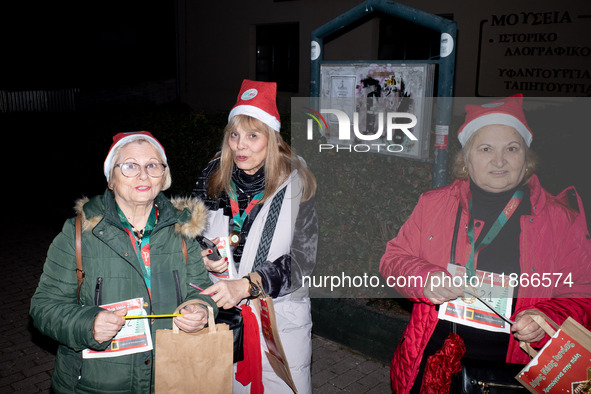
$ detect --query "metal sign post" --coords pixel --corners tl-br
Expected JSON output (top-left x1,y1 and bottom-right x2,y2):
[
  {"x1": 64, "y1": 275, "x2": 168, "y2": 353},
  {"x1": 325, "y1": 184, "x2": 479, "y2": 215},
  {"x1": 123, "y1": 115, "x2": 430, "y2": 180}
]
[{"x1": 310, "y1": 0, "x2": 457, "y2": 187}]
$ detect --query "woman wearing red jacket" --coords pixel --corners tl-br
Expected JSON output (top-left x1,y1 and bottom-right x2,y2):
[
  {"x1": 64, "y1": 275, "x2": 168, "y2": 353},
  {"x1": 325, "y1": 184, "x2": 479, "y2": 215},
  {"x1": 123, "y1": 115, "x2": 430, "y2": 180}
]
[{"x1": 380, "y1": 94, "x2": 591, "y2": 393}]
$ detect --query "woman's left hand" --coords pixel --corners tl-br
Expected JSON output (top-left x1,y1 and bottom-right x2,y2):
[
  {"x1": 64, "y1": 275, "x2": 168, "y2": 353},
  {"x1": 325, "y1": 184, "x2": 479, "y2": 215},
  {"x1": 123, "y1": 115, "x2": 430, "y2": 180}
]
[
  {"x1": 202, "y1": 279, "x2": 250, "y2": 309},
  {"x1": 174, "y1": 304, "x2": 208, "y2": 333},
  {"x1": 512, "y1": 309, "x2": 546, "y2": 343}
]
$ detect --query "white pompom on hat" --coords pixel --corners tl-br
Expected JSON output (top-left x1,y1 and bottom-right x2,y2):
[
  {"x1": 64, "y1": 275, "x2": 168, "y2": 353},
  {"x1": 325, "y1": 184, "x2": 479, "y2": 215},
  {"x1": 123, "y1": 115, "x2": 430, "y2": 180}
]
[
  {"x1": 457, "y1": 93, "x2": 533, "y2": 147},
  {"x1": 228, "y1": 79, "x2": 281, "y2": 132},
  {"x1": 103, "y1": 131, "x2": 167, "y2": 181}
]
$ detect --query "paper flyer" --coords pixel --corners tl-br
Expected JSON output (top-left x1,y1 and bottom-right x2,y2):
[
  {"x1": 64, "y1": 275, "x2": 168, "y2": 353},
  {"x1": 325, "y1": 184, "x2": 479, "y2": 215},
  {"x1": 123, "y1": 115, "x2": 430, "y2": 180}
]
[
  {"x1": 437, "y1": 264, "x2": 514, "y2": 333},
  {"x1": 83, "y1": 297, "x2": 153, "y2": 359}
]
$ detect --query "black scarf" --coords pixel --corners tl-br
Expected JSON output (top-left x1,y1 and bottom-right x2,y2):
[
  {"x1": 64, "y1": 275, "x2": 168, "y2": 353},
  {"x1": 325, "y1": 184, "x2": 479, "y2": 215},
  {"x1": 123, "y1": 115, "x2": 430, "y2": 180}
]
[
  {"x1": 192, "y1": 160, "x2": 266, "y2": 265},
  {"x1": 469, "y1": 180, "x2": 530, "y2": 276},
  {"x1": 231, "y1": 165, "x2": 265, "y2": 196}
]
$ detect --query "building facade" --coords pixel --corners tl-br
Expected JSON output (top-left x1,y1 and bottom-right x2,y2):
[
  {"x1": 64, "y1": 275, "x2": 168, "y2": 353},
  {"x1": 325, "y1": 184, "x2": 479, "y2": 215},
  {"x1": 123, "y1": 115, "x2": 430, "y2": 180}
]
[{"x1": 177, "y1": 0, "x2": 590, "y2": 112}]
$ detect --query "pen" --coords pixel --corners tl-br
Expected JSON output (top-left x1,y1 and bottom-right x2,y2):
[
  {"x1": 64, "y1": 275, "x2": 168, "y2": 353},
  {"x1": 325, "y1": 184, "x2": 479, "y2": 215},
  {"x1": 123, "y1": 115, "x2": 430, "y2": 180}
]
[
  {"x1": 123, "y1": 314, "x2": 183, "y2": 319},
  {"x1": 464, "y1": 289, "x2": 515, "y2": 325},
  {"x1": 189, "y1": 283, "x2": 205, "y2": 291},
  {"x1": 189, "y1": 283, "x2": 214, "y2": 295}
]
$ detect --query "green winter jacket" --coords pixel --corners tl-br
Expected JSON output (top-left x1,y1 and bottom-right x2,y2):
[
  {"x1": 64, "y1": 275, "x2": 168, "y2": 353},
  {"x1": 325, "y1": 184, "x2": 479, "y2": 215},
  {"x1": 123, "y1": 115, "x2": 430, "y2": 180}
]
[{"x1": 30, "y1": 189, "x2": 217, "y2": 393}]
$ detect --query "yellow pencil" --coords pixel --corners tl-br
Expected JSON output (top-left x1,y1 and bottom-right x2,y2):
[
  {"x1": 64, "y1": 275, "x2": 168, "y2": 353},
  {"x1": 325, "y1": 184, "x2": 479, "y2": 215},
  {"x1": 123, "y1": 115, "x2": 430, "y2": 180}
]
[{"x1": 124, "y1": 314, "x2": 183, "y2": 319}]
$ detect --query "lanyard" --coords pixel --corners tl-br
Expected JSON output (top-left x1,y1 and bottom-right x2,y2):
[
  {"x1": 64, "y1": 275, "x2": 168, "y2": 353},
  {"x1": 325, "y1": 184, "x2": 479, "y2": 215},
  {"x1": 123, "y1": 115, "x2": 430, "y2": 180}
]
[
  {"x1": 118, "y1": 205, "x2": 158, "y2": 297},
  {"x1": 229, "y1": 181, "x2": 264, "y2": 234},
  {"x1": 465, "y1": 189, "x2": 524, "y2": 278}
]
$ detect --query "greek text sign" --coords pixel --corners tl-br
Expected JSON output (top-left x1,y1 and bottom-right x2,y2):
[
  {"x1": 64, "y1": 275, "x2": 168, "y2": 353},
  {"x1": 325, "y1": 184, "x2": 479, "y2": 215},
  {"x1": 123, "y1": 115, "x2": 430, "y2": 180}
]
[{"x1": 477, "y1": 8, "x2": 591, "y2": 96}]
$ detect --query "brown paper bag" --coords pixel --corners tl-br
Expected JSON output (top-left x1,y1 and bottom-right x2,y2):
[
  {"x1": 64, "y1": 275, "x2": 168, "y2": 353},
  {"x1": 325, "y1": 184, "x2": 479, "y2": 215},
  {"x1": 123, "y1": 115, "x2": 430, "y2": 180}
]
[
  {"x1": 516, "y1": 314, "x2": 591, "y2": 393},
  {"x1": 254, "y1": 295, "x2": 298, "y2": 393},
  {"x1": 155, "y1": 300, "x2": 233, "y2": 394}
]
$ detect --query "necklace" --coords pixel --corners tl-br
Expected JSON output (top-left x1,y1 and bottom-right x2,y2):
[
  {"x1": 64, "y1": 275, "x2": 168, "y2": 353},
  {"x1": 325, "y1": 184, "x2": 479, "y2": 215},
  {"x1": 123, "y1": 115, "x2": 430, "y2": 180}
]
[
  {"x1": 116, "y1": 205, "x2": 158, "y2": 245},
  {"x1": 126, "y1": 215, "x2": 147, "y2": 243},
  {"x1": 228, "y1": 181, "x2": 264, "y2": 247},
  {"x1": 130, "y1": 224, "x2": 145, "y2": 242}
]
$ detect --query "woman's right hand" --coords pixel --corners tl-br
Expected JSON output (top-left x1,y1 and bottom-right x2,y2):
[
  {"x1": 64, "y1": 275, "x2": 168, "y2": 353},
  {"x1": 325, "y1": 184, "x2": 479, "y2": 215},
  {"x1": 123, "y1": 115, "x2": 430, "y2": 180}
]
[
  {"x1": 200, "y1": 237, "x2": 229, "y2": 273},
  {"x1": 423, "y1": 271, "x2": 464, "y2": 305},
  {"x1": 93, "y1": 308, "x2": 127, "y2": 344},
  {"x1": 202, "y1": 279, "x2": 251, "y2": 310}
]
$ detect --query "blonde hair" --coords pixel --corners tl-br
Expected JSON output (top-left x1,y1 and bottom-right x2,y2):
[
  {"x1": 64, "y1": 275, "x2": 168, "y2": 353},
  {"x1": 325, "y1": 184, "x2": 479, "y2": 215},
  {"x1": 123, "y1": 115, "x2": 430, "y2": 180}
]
[
  {"x1": 207, "y1": 115, "x2": 316, "y2": 203},
  {"x1": 107, "y1": 138, "x2": 172, "y2": 191},
  {"x1": 452, "y1": 127, "x2": 537, "y2": 183}
]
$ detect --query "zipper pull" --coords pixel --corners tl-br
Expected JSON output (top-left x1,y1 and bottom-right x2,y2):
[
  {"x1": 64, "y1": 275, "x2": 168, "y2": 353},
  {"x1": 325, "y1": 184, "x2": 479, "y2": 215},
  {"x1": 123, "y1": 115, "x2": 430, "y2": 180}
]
[{"x1": 94, "y1": 277, "x2": 103, "y2": 305}]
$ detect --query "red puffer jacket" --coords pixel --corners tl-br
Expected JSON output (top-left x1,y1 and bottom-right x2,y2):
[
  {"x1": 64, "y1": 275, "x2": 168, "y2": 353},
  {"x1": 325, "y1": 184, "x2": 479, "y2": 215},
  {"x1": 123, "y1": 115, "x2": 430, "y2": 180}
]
[{"x1": 379, "y1": 174, "x2": 591, "y2": 393}]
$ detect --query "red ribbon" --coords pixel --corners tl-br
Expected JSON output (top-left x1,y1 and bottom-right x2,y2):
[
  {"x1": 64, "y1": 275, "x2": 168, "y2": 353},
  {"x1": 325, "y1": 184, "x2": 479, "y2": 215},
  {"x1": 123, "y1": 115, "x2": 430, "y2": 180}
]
[{"x1": 236, "y1": 304, "x2": 264, "y2": 393}]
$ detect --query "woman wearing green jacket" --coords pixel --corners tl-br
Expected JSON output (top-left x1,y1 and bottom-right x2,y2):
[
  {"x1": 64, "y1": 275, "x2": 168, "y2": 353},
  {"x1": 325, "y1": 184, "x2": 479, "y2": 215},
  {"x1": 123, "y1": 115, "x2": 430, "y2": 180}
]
[{"x1": 30, "y1": 131, "x2": 217, "y2": 393}]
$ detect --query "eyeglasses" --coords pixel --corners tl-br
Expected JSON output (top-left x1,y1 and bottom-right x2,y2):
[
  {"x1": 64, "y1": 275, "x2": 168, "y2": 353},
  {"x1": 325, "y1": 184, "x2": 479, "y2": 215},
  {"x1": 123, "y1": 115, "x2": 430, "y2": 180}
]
[{"x1": 115, "y1": 162, "x2": 167, "y2": 178}]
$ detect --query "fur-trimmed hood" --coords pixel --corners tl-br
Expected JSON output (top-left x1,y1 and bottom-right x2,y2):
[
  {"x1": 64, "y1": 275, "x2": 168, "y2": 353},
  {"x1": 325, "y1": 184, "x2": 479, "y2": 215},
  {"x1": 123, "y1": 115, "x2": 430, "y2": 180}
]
[
  {"x1": 168, "y1": 196, "x2": 208, "y2": 238},
  {"x1": 73, "y1": 192, "x2": 208, "y2": 238}
]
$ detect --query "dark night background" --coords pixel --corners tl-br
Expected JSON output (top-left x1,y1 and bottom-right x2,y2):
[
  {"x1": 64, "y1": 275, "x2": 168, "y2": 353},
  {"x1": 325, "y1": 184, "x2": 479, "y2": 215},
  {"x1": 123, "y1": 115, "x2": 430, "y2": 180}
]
[
  {"x1": 1, "y1": 1, "x2": 181, "y2": 227},
  {"x1": 0, "y1": 2, "x2": 176, "y2": 90}
]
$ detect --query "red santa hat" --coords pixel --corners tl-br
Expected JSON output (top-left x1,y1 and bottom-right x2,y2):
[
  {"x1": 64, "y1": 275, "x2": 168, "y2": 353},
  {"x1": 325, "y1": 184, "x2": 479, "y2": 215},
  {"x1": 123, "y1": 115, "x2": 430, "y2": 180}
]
[
  {"x1": 228, "y1": 79, "x2": 281, "y2": 132},
  {"x1": 104, "y1": 131, "x2": 167, "y2": 181},
  {"x1": 457, "y1": 93, "x2": 533, "y2": 147}
]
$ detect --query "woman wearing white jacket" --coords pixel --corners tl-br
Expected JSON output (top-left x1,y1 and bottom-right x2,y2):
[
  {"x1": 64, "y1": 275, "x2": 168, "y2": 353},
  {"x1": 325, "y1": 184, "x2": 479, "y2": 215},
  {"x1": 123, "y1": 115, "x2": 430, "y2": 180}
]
[{"x1": 192, "y1": 79, "x2": 318, "y2": 393}]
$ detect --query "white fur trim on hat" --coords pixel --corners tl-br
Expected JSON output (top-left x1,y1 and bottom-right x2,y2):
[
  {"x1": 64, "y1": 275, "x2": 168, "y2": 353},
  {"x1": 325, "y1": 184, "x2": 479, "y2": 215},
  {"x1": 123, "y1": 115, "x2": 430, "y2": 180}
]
[
  {"x1": 458, "y1": 113, "x2": 533, "y2": 147},
  {"x1": 228, "y1": 104, "x2": 281, "y2": 132},
  {"x1": 104, "y1": 133, "x2": 167, "y2": 181}
]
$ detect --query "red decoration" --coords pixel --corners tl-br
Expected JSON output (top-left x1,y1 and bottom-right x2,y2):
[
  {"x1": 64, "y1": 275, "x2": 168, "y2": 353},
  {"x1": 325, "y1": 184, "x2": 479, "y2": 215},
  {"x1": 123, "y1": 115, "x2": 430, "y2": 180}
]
[
  {"x1": 236, "y1": 304, "x2": 264, "y2": 393},
  {"x1": 420, "y1": 333, "x2": 466, "y2": 393}
]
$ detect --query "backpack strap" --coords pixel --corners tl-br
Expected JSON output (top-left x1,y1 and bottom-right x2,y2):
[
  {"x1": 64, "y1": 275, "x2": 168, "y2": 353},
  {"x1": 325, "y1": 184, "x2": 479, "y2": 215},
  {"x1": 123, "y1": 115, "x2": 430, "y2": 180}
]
[
  {"x1": 75, "y1": 214, "x2": 85, "y2": 304},
  {"x1": 182, "y1": 237, "x2": 188, "y2": 262},
  {"x1": 449, "y1": 202, "x2": 463, "y2": 265}
]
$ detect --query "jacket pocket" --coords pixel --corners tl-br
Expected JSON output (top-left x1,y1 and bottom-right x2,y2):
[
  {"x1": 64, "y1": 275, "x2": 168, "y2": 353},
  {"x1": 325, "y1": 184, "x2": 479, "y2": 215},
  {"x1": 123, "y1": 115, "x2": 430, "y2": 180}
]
[
  {"x1": 76, "y1": 356, "x2": 136, "y2": 393},
  {"x1": 52, "y1": 345, "x2": 83, "y2": 392},
  {"x1": 173, "y1": 270, "x2": 182, "y2": 305}
]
